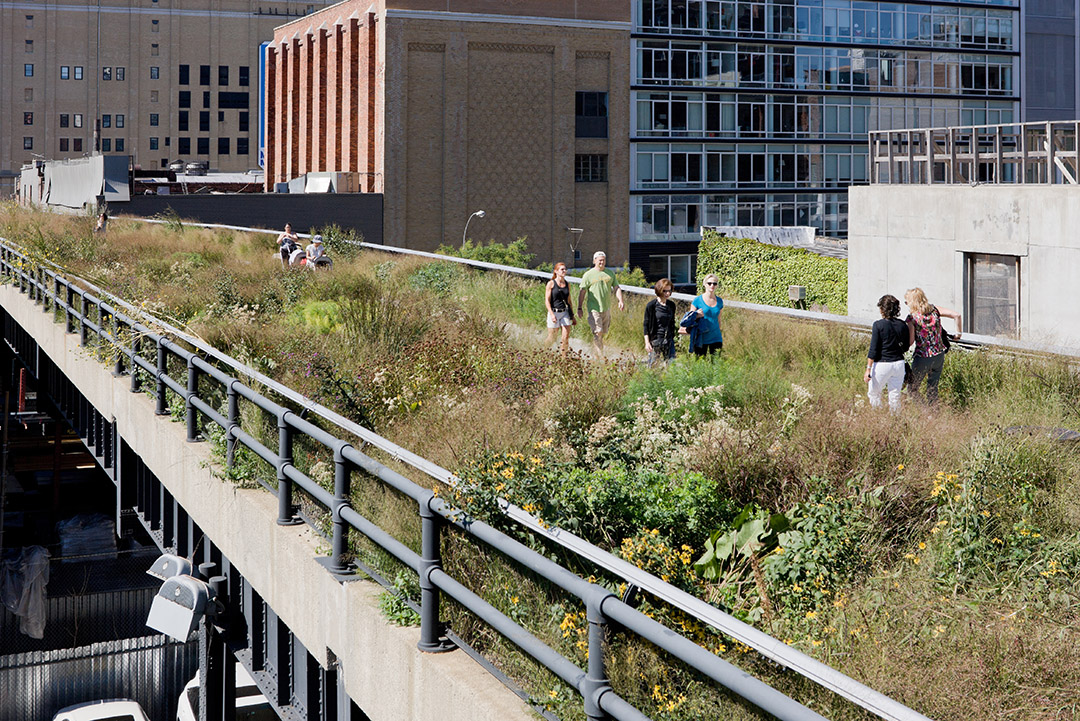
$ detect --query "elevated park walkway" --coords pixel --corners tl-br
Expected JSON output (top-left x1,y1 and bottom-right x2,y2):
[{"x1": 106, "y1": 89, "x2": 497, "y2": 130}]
[{"x1": 8, "y1": 226, "x2": 1054, "y2": 721}]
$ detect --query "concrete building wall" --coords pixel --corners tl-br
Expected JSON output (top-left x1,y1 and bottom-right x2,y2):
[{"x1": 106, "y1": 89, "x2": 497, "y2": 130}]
[
  {"x1": 849, "y1": 185, "x2": 1080, "y2": 346},
  {"x1": 0, "y1": 0, "x2": 335, "y2": 177},
  {"x1": 266, "y1": 0, "x2": 630, "y2": 265}
]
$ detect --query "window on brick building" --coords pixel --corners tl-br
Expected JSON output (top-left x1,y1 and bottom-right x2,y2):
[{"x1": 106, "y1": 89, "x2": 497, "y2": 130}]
[
  {"x1": 116, "y1": 67, "x2": 125, "y2": 81},
  {"x1": 25, "y1": 40, "x2": 33, "y2": 54},
  {"x1": 60, "y1": 138, "x2": 69, "y2": 152},
  {"x1": 74, "y1": 66, "x2": 83, "y2": 79},
  {"x1": 575, "y1": 91, "x2": 608, "y2": 138},
  {"x1": 200, "y1": 65, "x2": 210, "y2": 85},
  {"x1": 219, "y1": 66, "x2": 229, "y2": 86},
  {"x1": 24, "y1": 112, "x2": 33, "y2": 125},
  {"x1": 116, "y1": 114, "x2": 124, "y2": 128},
  {"x1": 218, "y1": 137, "x2": 229, "y2": 154},
  {"x1": 218, "y1": 111, "x2": 224, "y2": 122},
  {"x1": 178, "y1": 137, "x2": 190, "y2": 154},
  {"x1": 152, "y1": 19, "x2": 159, "y2": 32},
  {"x1": 116, "y1": 138, "x2": 125, "y2": 152},
  {"x1": 197, "y1": 137, "x2": 209, "y2": 155},
  {"x1": 199, "y1": 111, "x2": 209, "y2": 132},
  {"x1": 179, "y1": 91, "x2": 190, "y2": 108},
  {"x1": 179, "y1": 65, "x2": 189, "y2": 85},
  {"x1": 150, "y1": 66, "x2": 159, "y2": 79},
  {"x1": 102, "y1": 139, "x2": 111, "y2": 152},
  {"x1": 150, "y1": 90, "x2": 159, "y2": 102},
  {"x1": 239, "y1": 66, "x2": 250, "y2": 86},
  {"x1": 239, "y1": 112, "x2": 249, "y2": 132},
  {"x1": 218, "y1": 92, "x2": 249, "y2": 109},
  {"x1": 24, "y1": 64, "x2": 33, "y2": 77},
  {"x1": 24, "y1": 137, "x2": 33, "y2": 150},
  {"x1": 73, "y1": 138, "x2": 82, "y2": 151},
  {"x1": 575, "y1": 154, "x2": 608, "y2": 182},
  {"x1": 150, "y1": 137, "x2": 159, "y2": 150},
  {"x1": 237, "y1": 138, "x2": 249, "y2": 155},
  {"x1": 60, "y1": 114, "x2": 69, "y2": 128},
  {"x1": 25, "y1": 14, "x2": 33, "y2": 28},
  {"x1": 203, "y1": 91, "x2": 210, "y2": 108},
  {"x1": 178, "y1": 112, "x2": 188, "y2": 131},
  {"x1": 150, "y1": 113, "x2": 159, "y2": 127},
  {"x1": 102, "y1": 67, "x2": 112, "y2": 81},
  {"x1": 74, "y1": 113, "x2": 83, "y2": 128},
  {"x1": 102, "y1": 115, "x2": 111, "y2": 128},
  {"x1": 61, "y1": 66, "x2": 70, "y2": 80},
  {"x1": 151, "y1": 43, "x2": 159, "y2": 57}
]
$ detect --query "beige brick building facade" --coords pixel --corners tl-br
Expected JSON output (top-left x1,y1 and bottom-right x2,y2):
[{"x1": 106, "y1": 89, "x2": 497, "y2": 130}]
[
  {"x1": 266, "y1": 1, "x2": 630, "y2": 263},
  {"x1": 0, "y1": 0, "x2": 336, "y2": 189}
]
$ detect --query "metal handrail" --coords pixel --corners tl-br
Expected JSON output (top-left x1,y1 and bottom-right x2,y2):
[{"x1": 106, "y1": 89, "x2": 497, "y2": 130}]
[{"x1": 0, "y1": 241, "x2": 838, "y2": 721}]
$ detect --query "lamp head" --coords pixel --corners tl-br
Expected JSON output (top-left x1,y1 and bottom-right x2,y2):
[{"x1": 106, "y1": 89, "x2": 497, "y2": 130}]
[
  {"x1": 474, "y1": 210, "x2": 486, "y2": 218},
  {"x1": 146, "y1": 553, "x2": 193, "y2": 581},
  {"x1": 146, "y1": 575, "x2": 210, "y2": 641}
]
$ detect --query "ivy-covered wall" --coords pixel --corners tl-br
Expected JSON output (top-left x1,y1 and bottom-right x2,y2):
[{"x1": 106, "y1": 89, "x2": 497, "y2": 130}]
[{"x1": 696, "y1": 230, "x2": 847, "y2": 314}]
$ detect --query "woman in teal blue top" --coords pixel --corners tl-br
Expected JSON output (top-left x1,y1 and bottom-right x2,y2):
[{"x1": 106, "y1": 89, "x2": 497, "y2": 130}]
[{"x1": 691, "y1": 273, "x2": 723, "y2": 356}]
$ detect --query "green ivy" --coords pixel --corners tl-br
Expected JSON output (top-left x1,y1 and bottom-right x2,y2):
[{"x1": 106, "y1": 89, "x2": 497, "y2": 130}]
[{"x1": 697, "y1": 230, "x2": 847, "y2": 314}]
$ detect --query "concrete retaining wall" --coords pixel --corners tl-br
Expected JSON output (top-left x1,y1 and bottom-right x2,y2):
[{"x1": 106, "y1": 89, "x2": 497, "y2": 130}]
[
  {"x1": 0, "y1": 283, "x2": 530, "y2": 721},
  {"x1": 848, "y1": 184, "x2": 1080, "y2": 346},
  {"x1": 705, "y1": 225, "x2": 816, "y2": 247}
]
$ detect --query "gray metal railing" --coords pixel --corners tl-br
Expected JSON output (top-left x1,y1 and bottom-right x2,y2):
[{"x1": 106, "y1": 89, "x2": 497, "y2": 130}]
[
  {"x1": 870, "y1": 120, "x2": 1080, "y2": 186},
  {"x1": 0, "y1": 241, "x2": 842, "y2": 721}
]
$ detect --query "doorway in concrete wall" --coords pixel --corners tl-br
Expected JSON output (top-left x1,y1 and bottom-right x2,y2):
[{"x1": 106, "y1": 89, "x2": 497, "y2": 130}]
[{"x1": 965, "y1": 252, "x2": 1019, "y2": 337}]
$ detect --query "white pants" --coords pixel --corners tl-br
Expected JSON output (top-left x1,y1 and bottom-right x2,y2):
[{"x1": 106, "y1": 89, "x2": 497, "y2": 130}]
[{"x1": 868, "y1": 359, "x2": 905, "y2": 413}]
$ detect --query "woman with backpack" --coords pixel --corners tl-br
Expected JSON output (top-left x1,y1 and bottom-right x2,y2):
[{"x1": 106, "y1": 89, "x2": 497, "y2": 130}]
[{"x1": 903, "y1": 287, "x2": 962, "y2": 404}]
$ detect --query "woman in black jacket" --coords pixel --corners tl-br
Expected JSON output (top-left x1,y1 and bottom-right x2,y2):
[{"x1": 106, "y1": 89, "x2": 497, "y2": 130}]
[
  {"x1": 643, "y1": 278, "x2": 677, "y2": 366},
  {"x1": 865, "y1": 294, "x2": 910, "y2": 412}
]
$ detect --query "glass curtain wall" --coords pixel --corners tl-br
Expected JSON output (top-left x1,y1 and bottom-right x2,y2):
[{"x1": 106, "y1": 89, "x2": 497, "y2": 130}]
[{"x1": 631, "y1": 0, "x2": 1020, "y2": 244}]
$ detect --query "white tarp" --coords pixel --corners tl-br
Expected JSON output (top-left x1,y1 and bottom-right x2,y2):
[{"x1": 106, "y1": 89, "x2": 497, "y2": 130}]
[
  {"x1": 0, "y1": 546, "x2": 50, "y2": 639},
  {"x1": 44, "y1": 155, "x2": 105, "y2": 208}
]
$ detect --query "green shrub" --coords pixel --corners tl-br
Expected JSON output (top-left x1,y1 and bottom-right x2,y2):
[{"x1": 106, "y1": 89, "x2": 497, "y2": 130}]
[
  {"x1": 697, "y1": 229, "x2": 847, "y2": 314},
  {"x1": 289, "y1": 300, "x2": 342, "y2": 333},
  {"x1": 407, "y1": 261, "x2": 461, "y2": 296},
  {"x1": 315, "y1": 223, "x2": 363, "y2": 259},
  {"x1": 437, "y1": 237, "x2": 535, "y2": 268}
]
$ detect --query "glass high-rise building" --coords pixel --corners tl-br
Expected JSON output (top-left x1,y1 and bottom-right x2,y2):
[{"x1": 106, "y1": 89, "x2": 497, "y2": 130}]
[{"x1": 629, "y1": 0, "x2": 1022, "y2": 282}]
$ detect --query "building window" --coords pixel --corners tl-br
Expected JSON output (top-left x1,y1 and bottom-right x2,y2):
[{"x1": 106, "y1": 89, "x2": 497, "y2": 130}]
[
  {"x1": 218, "y1": 111, "x2": 225, "y2": 122},
  {"x1": 179, "y1": 64, "x2": 189, "y2": 85},
  {"x1": 24, "y1": 88, "x2": 33, "y2": 101},
  {"x1": 24, "y1": 64, "x2": 33, "y2": 77},
  {"x1": 150, "y1": 137, "x2": 159, "y2": 150},
  {"x1": 25, "y1": 40, "x2": 33, "y2": 54},
  {"x1": 161, "y1": 158, "x2": 168, "y2": 168},
  {"x1": 150, "y1": 66, "x2": 160, "y2": 79},
  {"x1": 150, "y1": 113, "x2": 159, "y2": 127},
  {"x1": 178, "y1": 112, "x2": 188, "y2": 131},
  {"x1": 179, "y1": 91, "x2": 191, "y2": 108},
  {"x1": 73, "y1": 138, "x2": 82, "y2": 152},
  {"x1": 199, "y1": 111, "x2": 209, "y2": 132},
  {"x1": 116, "y1": 67, "x2": 125, "y2": 81},
  {"x1": 197, "y1": 137, "x2": 209, "y2": 155},
  {"x1": 23, "y1": 137, "x2": 33, "y2": 150},
  {"x1": 219, "y1": 66, "x2": 229, "y2": 86},
  {"x1": 200, "y1": 65, "x2": 210, "y2": 85},
  {"x1": 219, "y1": 92, "x2": 249, "y2": 109},
  {"x1": 165, "y1": 137, "x2": 170, "y2": 147},
  {"x1": 74, "y1": 66, "x2": 83, "y2": 79},
  {"x1": 576, "y1": 91, "x2": 608, "y2": 138},
  {"x1": 150, "y1": 90, "x2": 159, "y2": 103},
  {"x1": 575, "y1": 154, "x2": 608, "y2": 182},
  {"x1": 218, "y1": 137, "x2": 229, "y2": 154},
  {"x1": 239, "y1": 66, "x2": 250, "y2": 86},
  {"x1": 648, "y1": 254, "x2": 697, "y2": 286},
  {"x1": 103, "y1": 67, "x2": 112, "y2": 81},
  {"x1": 203, "y1": 91, "x2": 211, "y2": 108},
  {"x1": 966, "y1": 253, "x2": 1019, "y2": 337},
  {"x1": 61, "y1": 66, "x2": 70, "y2": 80},
  {"x1": 151, "y1": 43, "x2": 159, "y2": 57},
  {"x1": 60, "y1": 114, "x2": 69, "y2": 128},
  {"x1": 178, "y1": 137, "x2": 190, "y2": 154},
  {"x1": 237, "y1": 137, "x2": 249, "y2": 155},
  {"x1": 25, "y1": 14, "x2": 33, "y2": 28},
  {"x1": 60, "y1": 138, "x2": 69, "y2": 152},
  {"x1": 239, "y1": 112, "x2": 249, "y2": 132},
  {"x1": 102, "y1": 138, "x2": 112, "y2": 152},
  {"x1": 102, "y1": 114, "x2": 111, "y2": 128},
  {"x1": 115, "y1": 139, "x2": 125, "y2": 152},
  {"x1": 74, "y1": 113, "x2": 83, "y2": 128},
  {"x1": 152, "y1": 19, "x2": 159, "y2": 32},
  {"x1": 24, "y1": 112, "x2": 33, "y2": 125},
  {"x1": 116, "y1": 114, "x2": 124, "y2": 128}
]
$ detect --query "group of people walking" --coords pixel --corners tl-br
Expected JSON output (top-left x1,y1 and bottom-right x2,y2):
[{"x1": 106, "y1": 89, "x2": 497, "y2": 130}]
[
  {"x1": 866, "y1": 288, "x2": 961, "y2": 412},
  {"x1": 544, "y1": 251, "x2": 723, "y2": 363}
]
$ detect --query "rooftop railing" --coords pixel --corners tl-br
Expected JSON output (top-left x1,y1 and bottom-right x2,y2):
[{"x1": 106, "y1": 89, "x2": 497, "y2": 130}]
[{"x1": 870, "y1": 120, "x2": 1080, "y2": 186}]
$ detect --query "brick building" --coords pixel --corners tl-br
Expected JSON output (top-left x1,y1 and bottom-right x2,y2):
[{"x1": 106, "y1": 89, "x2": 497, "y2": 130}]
[{"x1": 265, "y1": 0, "x2": 631, "y2": 264}]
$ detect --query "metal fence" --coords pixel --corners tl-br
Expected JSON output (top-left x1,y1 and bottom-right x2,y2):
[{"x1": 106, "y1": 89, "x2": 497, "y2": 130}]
[
  {"x1": 870, "y1": 120, "x2": 1080, "y2": 186},
  {"x1": 0, "y1": 237, "x2": 936, "y2": 721},
  {"x1": 0, "y1": 635, "x2": 197, "y2": 721}
]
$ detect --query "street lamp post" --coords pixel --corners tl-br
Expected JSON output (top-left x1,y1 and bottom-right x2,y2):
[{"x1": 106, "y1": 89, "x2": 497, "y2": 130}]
[{"x1": 462, "y1": 210, "x2": 486, "y2": 247}]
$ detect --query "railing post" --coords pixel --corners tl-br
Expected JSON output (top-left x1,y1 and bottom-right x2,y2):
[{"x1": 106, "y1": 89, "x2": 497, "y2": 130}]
[
  {"x1": 113, "y1": 314, "x2": 125, "y2": 377},
  {"x1": 65, "y1": 283, "x2": 74, "y2": 334},
  {"x1": 185, "y1": 356, "x2": 199, "y2": 442},
  {"x1": 276, "y1": 412, "x2": 300, "y2": 525},
  {"x1": 417, "y1": 498, "x2": 453, "y2": 653},
  {"x1": 130, "y1": 335, "x2": 141, "y2": 392},
  {"x1": 583, "y1": 595, "x2": 613, "y2": 721},
  {"x1": 329, "y1": 443, "x2": 353, "y2": 574},
  {"x1": 78, "y1": 292, "x2": 89, "y2": 346},
  {"x1": 155, "y1": 338, "x2": 168, "y2": 415},
  {"x1": 225, "y1": 382, "x2": 239, "y2": 468},
  {"x1": 95, "y1": 299, "x2": 104, "y2": 346}
]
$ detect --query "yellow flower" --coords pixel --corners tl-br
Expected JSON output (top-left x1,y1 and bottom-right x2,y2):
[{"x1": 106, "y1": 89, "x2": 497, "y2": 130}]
[
  {"x1": 805, "y1": 610, "x2": 818, "y2": 619},
  {"x1": 897, "y1": 464, "x2": 905, "y2": 471},
  {"x1": 918, "y1": 541, "x2": 926, "y2": 550},
  {"x1": 549, "y1": 689, "x2": 558, "y2": 699}
]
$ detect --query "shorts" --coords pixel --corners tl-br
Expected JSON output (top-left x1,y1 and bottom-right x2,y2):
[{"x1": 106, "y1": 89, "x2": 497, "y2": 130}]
[
  {"x1": 547, "y1": 309, "x2": 574, "y2": 329},
  {"x1": 587, "y1": 309, "x2": 610, "y2": 335}
]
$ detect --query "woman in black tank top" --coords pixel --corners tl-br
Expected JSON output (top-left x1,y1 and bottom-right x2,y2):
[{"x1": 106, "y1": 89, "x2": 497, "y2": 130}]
[{"x1": 545, "y1": 262, "x2": 576, "y2": 355}]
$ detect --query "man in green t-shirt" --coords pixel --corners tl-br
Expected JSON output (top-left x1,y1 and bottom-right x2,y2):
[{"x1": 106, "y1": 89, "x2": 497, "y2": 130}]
[{"x1": 577, "y1": 251, "x2": 625, "y2": 359}]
